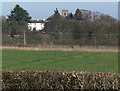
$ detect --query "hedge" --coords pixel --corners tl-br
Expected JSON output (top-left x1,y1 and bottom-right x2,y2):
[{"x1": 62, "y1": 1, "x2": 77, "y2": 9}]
[{"x1": 2, "y1": 71, "x2": 120, "y2": 90}]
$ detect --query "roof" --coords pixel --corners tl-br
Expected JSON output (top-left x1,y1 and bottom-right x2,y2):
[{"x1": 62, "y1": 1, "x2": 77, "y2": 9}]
[
  {"x1": 47, "y1": 14, "x2": 65, "y2": 20},
  {"x1": 28, "y1": 20, "x2": 49, "y2": 23},
  {"x1": 62, "y1": 10, "x2": 68, "y2": 12}
]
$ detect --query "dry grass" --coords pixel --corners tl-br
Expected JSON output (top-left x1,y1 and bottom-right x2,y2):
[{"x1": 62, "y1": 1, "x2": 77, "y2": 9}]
[{"x1": 1, "y1": 45, "x2": 118, "y2": 52}]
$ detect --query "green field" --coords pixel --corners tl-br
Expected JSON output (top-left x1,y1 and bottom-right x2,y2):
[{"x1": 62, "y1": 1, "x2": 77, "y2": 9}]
[{"x1": 2, "y1": 49, "x2": 118, "y2": 73}]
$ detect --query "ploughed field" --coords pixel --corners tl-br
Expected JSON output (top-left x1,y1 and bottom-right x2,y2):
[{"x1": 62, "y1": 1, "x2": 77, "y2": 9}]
[{"x1": 2, "y1": 49, "x2": 118, "y2": 73}]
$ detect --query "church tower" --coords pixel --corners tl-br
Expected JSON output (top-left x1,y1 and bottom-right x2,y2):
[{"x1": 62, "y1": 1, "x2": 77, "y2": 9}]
[{"x1": 62, "y1": 10, "x2": 68, "y2": 17}]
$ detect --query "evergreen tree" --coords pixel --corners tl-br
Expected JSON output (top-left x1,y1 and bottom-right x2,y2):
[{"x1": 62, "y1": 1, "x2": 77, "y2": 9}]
[
  {"x1": 53, "y1": 8, "x2": 60, "y2": 19},
  {"x1": 67, "y1": 13, "x2": 74, "y2": 19},
  {"x1": 7, "y1": 4, "x2": 31, "y2": 37},
  {"x1": 74, "y1": 9, "x2": 83, "y2": 21},
  {"x1": 7, "y1": 4, "x2": 31, "y2": 22}
]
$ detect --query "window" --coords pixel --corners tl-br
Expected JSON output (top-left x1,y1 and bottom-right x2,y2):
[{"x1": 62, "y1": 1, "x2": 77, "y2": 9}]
[{"x1": 64, "y1": 13, "x2": 66, "y2": 16}]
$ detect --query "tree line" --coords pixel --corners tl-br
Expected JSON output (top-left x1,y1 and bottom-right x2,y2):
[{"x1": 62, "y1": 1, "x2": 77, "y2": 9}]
[
  {"x1": 2, "y1": 4, "x2": 119, "y2": 46},
  {"x1": 43, "y1": 8, "x2": 118, "y2": 46}
]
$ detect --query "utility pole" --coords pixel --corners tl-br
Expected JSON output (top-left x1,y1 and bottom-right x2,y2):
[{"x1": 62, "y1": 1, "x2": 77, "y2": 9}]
[
  {"x1": 95, "y1": 35, "x2": 96, "y2": 49},
  {"x1": 24, "y1": 31, "x2": 26, "y2": 45}
]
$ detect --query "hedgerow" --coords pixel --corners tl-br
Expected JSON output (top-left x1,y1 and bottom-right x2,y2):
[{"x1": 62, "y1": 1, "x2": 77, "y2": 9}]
[{"x1": 2, "y1": 71, "x2": 120, "y2": 90}]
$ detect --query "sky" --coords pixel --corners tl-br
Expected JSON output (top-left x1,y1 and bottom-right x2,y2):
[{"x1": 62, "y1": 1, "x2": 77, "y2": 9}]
[{"x1": 2, "y1": 2, "x2": 118, "y2": 20}]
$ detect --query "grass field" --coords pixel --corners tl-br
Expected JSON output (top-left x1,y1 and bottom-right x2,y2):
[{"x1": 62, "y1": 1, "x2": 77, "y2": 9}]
[{"x1": 2, "y1": 49, "x2": 118, "y2": 73}]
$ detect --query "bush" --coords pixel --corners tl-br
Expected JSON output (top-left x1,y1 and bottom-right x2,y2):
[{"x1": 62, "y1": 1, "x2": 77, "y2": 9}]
[{"x1": 2, "y1": 71, "x2": 120, "y2": 90}]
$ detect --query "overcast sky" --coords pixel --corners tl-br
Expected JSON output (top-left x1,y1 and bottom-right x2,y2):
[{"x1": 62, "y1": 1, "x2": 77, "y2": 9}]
[{"x1": 2, "y1": 2, "x2": 118, "y2": 20}]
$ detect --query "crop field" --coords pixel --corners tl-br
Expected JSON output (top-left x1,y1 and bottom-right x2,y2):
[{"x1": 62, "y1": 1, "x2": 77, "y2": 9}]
[{"x1": 2, "y1": 49, "x2": 118, "y2": 73}]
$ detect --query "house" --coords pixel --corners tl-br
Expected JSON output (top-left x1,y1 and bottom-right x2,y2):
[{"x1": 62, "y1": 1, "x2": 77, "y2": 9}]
[
  {"x1": 28, "y1": 9, "x2": 68, "y2": 31},
  {"x1": 28, "y1": 20, "x2": 49, "y2": 31}
]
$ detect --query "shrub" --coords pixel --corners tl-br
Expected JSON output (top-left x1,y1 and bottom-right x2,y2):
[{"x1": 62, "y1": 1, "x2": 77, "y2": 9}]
[{"x1": 2, "y1": 71, "x2": 120, "y2": 90}]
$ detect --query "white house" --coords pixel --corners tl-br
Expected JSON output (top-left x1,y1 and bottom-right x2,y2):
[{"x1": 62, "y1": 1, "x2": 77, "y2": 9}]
[{"x1": 28, "y1": 20, "x2": 49, "y2": 31}]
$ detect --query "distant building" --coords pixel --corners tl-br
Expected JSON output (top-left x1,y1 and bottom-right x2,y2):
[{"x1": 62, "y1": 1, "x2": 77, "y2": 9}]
[
  {"x1": 28, "y1": 20, "x2": 49, "y2": 31},
  {"x1": 47, "y1": 9, "x2": 69, "y2": 20},
  {"x1": 28, "y1": 9, "x2": 69, "y2": 31},
  {"x1": 62, "y1": 10, "x2": 68, "y2": 17}
]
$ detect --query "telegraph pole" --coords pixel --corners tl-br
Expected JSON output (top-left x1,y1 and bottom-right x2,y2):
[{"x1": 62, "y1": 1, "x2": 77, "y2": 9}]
[
  {"x1": 95, "y1": 35, "x2": 96, "y2": 49},
  {"x1": 24, "y1": 31, "x2": 26, "y2": 45}
]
